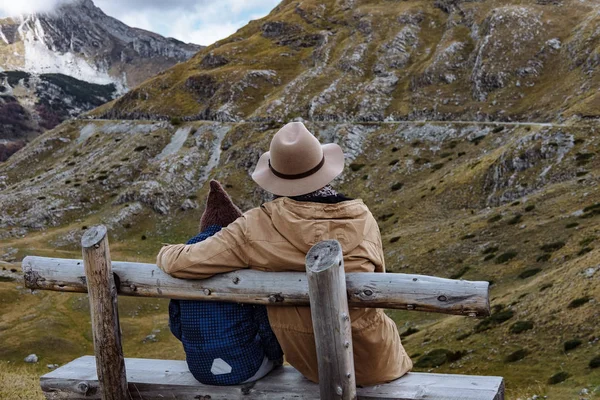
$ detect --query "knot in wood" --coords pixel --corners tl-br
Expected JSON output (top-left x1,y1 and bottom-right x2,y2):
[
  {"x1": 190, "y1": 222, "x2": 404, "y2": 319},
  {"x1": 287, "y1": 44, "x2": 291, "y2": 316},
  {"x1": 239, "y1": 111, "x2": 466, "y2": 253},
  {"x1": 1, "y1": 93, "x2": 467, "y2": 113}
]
[
  {"x1": 232, "y1": 276, "x2": 240, "y2": 284},
  {"x1": 76, "y1": 381, "x2": 89, "y2": 394},
  {"x1": 336, "y1": 386, "x2": 343, "y2": 395},
  {"x1": 129, "y1": 284, "x2": 137, "y2": 291},
  {"x1": 437, "y1": 295, "x2": 448, "y2": 302},
  {"x1": 346, "y1": 372, "x2": 352, "y2": 379},
  {"x1": 268, "y1": 293, "x2": 284, "y2": 303},
  {"x1": 363, "y1": 289, "x2": 373, "y2": 296},
  {"x1": 203, "y1": 289, "x2": 211, "y2": 295},
  {"x1": 407, "y1": 304, "x2": 415, "y2": 310},
  {"x1": 344, "y1": 341, "x2": 350, "y2": 348},
  {"x1": 412, "y1": 278, "x2": 418, "y2": 282},
  {"x1": 341, "y1": 313, "x2": 349, "y2": 321}
]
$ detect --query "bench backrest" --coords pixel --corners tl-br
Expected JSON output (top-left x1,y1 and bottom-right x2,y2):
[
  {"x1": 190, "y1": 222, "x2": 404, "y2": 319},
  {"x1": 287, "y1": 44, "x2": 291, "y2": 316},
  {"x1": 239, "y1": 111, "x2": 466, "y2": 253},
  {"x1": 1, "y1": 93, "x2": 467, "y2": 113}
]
[{"x1": 24, "y1": 225, "x2": 492, "y2": 400}]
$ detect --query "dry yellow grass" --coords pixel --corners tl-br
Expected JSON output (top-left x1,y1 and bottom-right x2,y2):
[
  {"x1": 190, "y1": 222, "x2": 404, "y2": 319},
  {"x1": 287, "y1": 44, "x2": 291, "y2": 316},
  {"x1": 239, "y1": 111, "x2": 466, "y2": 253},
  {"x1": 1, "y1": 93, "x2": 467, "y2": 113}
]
[{"x1": 0, "y1": 361, "x2": 45, "y2": 400}]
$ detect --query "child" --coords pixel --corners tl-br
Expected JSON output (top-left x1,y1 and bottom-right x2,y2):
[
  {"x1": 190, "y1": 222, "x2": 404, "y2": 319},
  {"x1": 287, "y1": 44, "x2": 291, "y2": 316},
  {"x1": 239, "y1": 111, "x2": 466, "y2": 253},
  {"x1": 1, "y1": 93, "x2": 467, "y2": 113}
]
[{"x1": 168, "y1": 180, "x2": 283, "y2": 385}]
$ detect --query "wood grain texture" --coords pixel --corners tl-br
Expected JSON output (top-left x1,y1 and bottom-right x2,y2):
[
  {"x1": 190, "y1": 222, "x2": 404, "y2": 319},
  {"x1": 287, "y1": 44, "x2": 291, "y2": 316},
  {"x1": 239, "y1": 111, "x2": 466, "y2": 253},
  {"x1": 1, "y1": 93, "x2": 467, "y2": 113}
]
[
  {"x1": 23, "y1": 256, "x2": 490, "y2": 316},
  {"x1": 41, "y1": 356, "x2": 505, "y2": 400},
  {"x1": 81, "y1": 226, "x2": 129, "y2": 400},
  {"x1": 306, "y1": 240, "x2": 356, "y2": 400}
]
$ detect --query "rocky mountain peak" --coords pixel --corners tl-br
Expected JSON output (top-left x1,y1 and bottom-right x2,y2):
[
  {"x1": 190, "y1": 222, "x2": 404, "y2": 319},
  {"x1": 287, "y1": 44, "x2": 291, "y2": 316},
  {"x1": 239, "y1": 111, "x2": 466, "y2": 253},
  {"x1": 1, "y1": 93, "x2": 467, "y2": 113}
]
[{"x1": 0, "y1": 0, "x2": 203, "y2": 89}]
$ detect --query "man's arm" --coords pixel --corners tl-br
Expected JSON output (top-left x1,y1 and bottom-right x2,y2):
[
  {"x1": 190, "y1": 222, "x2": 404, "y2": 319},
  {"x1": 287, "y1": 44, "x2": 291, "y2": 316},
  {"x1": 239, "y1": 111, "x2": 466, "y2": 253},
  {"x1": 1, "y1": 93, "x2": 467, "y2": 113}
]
[{"x1": 157, "y1": 216, "x2": 250, "y2": 279}]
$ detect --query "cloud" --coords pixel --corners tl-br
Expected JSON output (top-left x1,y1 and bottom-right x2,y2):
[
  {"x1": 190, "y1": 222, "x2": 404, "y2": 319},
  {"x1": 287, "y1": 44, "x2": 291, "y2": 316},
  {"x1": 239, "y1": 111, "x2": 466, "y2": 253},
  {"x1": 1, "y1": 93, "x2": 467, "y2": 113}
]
[
  {"x1": 0, "y1": 0, "x2": 280, "y2": 46},
  {"x1": 0, "y1": 0, "x2": 73, "y2": 16},
  {"x1": 96, "y1": 0, "x2": 280, "y2": 45}
]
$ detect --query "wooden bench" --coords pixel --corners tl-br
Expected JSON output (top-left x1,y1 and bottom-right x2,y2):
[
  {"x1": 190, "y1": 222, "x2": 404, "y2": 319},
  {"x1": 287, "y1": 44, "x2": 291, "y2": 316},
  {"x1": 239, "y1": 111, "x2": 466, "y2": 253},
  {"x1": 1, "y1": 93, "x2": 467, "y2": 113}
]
[{"x1": 23, "y1": 225, "x2": 504, "y2": 400}]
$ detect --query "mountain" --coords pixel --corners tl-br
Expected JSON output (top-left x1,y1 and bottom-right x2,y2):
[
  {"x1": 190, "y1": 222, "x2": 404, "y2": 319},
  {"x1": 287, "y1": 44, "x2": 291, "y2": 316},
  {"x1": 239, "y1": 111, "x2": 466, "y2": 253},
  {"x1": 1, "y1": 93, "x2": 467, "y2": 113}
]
[
  {"x1": 95, "y1": 0, "x2": 600, "y2": 122},
  {"x1": 0, "y1": 0, "x2": 202, "y2": 90},
  {"x1": 0, "y1": 0, "x2": 599, "y2": 399},
  {"x1": 0, "y1": 71, "x2": 118, "y2": 161},
  {"x1": 0, "y1": 0, "x2": 203, "y2": 161}
]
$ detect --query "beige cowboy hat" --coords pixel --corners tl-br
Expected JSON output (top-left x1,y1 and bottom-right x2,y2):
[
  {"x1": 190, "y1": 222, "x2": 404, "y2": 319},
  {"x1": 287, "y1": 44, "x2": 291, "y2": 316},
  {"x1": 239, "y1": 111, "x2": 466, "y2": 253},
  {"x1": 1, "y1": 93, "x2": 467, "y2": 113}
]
[{"x1": 252, "y1": 122, "x2": 345, "y2": 196}]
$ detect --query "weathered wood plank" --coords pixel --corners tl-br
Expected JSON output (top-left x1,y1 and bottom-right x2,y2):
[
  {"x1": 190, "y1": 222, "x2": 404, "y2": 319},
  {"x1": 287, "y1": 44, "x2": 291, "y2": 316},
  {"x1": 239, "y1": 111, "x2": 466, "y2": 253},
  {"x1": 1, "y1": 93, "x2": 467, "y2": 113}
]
[
  {"x1": 306, "y1": 240, "x2": 356, "y2": 399},
  {"x1": 23, "y1": 256, "x2": 490, "y2": 316},
  {"x1": 40, "y1": 356, "x2": 505, "y2": 400},
  {"x1": 81, "y1": 226, "x2": 128, "y2": 400}
]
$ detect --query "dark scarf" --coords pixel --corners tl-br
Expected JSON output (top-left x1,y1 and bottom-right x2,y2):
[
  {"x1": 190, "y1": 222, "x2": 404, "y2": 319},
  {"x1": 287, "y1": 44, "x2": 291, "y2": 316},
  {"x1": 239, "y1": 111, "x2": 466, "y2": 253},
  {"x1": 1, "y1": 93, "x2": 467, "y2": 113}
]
[{"x1": 276, "y1": 185, "x2": 353, "y2": 204}]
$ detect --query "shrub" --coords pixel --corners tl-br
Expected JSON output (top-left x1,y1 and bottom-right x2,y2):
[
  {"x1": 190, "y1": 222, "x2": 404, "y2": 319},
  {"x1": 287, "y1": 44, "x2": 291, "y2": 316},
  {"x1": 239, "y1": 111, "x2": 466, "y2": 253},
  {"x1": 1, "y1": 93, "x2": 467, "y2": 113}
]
[
  {"x1": 475, "y1": 310, "x2": 514, "y2": 332},
  {"x1": 492, "y1": 126, "x2": 505, "y2": 133},
  {"x1": 391, "y1": 182, "x2": 403, "y2": 191},
  {"x1": 575, "y1": 152, "x2": 594, "y2": 165},
  {"x1": 583, "y1": 203, "x2": 600, "y2": 213},
  {"x1": 483, "y1": 254, "x2": 496, "y2": 261},
  {"x1": 379, "y1": 213, "x2": 394, "y2": 221},
  {"x1": 391, "y1": 147, "x2": 399, "y2": 152},
  {"x1": 495, "y1": 251, "x2": 518, "y2": 264},
  {"x1": 483, "y1": 246, "x2": 499, "y2": 255},
  {"x1": 539, "y1": 283, "x2": 553, "y2": 292},
  {"x1": 568, "y1": 296, "x2": 591, "y2": 309},
  {"x1": 456, "y1": 332, "x2": 471, "y2": 341},
  {"x1": 414, "y1": 349, "x2": 464, "y2": 368},
  {"x1": 461, "y1": 234, "x2": 475, "y2": 240},
  {"x1": 450, "y1": 267, "x2": 470, "y2": 279},
  {"x1": 563, "y1": 339, "x2": 582, "y2": 352},
  {"x1": 590, "y1": 355, "x2": 600, "y2": 369},
  {"x1": 400, "y1": 327, "x2": 419, "y2": 338},
  {"x1": 389, "y1": 236, "x2": 401, "y2": 243},
  {"x1": 431, "y1": 163, "x2": 444, "y2": 171},
  {"x1": 524, "y1": 205, "x2": 535, "y2": 212},
  {"x1": 509, "y1": 321, "x2": 533, "y2": 334},
  {"x1": 548, "y1": 372, "x2": 570, "y2": 385},
  {"x1": 519, "y1": 268, "x2": 541, "y2": 279},
  {"x1": 565, "y1": 222, "x2": 579, "y2": 228},
  {"x1": 349, "y1": 163, "x2": 365, "y2": 171},
  {"x1": 536, "y1": 254, "x2": 551, "y2": 262},
  {"x1": 540, "y1": 241, "x2": 565, "y2": 253},
  {"x1": 580, "y1": 236, "x2": 597, "y2": 247},
  {"x1": 170, "y1": 116, "x2": 182, "y2": 126},
  {"x1": 504, "y1": 348, "x2": 528, "y2": 363},
  {"x1": 134, "y1": 146, "x2": 147, "y2": 152},
  {"x1": 576, "y1": 171, "x2": 589, "y2": 177},
  {"x1": 487, "y1": 215, "x2": 502, "y2": 223},
  {"x1": 470, "y1": 136, "x2": 485, "y2": 145},
  {"x1": 507, "y1": 214, "x2": 523, "y2": 225},
  {"x1": 388, "y1": 159, "x2": 399, "y2": 166},
  {"x1": 578, "y1": 247, "x2": 592, "y2": 256}
]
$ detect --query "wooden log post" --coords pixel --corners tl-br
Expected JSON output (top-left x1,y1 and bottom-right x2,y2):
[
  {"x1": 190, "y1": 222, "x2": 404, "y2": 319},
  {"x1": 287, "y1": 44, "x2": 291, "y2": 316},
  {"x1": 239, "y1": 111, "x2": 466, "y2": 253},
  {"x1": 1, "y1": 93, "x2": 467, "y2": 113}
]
[
  {"x1": 81, "y1": 225, "x2": 129, "y2": 400},
  {"x1": 306, "y1": 240, "x2": 356, "y2": 400}
]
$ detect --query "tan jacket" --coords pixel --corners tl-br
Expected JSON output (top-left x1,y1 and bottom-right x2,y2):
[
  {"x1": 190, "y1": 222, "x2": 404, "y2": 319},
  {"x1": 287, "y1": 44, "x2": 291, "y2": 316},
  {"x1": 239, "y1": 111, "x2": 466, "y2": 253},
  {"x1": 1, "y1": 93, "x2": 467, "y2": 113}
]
[{"x1": 157, "y1": 197, "x2": 412, "y2": 385}]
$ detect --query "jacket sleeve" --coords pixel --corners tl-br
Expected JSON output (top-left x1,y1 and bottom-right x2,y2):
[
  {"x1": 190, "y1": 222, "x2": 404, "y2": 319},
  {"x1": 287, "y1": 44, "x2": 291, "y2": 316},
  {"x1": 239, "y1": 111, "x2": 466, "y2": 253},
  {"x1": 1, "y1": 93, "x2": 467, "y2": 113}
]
[{"x1": 157, "y1": 216, "x2": 250, "y2": 279}]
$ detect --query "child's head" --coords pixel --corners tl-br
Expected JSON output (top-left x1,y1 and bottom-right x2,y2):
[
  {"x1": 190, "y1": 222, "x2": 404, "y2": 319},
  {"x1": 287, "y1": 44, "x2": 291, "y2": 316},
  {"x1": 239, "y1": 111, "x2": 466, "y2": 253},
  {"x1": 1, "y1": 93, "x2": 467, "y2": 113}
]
[{"x1": 199, "y1": 180, "x2": 243, "y2": 231}]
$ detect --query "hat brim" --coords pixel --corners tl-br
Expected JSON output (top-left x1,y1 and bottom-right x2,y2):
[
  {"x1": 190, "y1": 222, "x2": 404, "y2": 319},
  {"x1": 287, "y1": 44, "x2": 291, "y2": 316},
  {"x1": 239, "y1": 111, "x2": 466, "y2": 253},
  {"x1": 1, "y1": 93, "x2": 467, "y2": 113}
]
[{"x1": 252, "y1": 143, "x2": 345, "y2": 197}]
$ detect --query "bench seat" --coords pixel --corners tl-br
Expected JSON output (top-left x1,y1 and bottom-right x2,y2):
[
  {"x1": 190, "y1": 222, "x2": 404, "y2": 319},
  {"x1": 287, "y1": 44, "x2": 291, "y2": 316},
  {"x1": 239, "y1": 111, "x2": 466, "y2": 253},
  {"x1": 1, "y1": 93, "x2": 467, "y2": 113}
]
[{"x1": 41, "y1": 356, "x2": 504, "y2": 400}]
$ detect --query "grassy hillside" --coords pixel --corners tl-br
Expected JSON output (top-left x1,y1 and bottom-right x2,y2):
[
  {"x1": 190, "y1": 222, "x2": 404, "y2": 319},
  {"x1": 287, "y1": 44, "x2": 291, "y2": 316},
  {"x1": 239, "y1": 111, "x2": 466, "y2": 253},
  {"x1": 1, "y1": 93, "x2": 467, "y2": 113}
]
[
  {"x1": 0, "y1": 119, "x2": 599, "y2": 399},
  {"x1": 94, "y1": 0, "x2": 600, "y2": 122}
]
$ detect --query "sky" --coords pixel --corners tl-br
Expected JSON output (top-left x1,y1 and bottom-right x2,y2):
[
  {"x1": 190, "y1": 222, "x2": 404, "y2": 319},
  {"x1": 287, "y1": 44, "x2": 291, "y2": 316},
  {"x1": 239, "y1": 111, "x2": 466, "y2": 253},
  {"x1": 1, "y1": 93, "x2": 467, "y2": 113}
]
[{"x1": 0, "y1": 0, "x2": 281, "y2": 46}]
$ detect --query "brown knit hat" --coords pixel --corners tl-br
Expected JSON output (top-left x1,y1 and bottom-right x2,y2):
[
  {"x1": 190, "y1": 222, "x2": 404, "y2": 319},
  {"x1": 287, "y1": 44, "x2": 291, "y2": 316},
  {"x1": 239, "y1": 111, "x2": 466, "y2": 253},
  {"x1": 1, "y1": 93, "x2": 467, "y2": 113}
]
[{"x1": 199, "y1": 180, "x2": 243, "y2": 231}]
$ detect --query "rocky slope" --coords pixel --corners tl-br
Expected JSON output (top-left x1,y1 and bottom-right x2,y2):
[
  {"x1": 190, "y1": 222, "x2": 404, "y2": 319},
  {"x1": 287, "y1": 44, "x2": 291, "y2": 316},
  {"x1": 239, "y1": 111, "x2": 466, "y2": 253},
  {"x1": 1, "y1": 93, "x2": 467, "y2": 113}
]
[
  {"x1": 1, "y1": 0, "x2": 600, "y2": 398},
  {"x1": 95, "y1": 0, "x2": 600, "y2": 122},
  {"x1": 0, "y1": 0, "x2": 202, "y2": 90},
  {"x1": 0, "y1": 118, "x2": 598, "y2": 399},
  {"x1": 0, "y1": 70, "x2": 118, "y2": 161}
]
